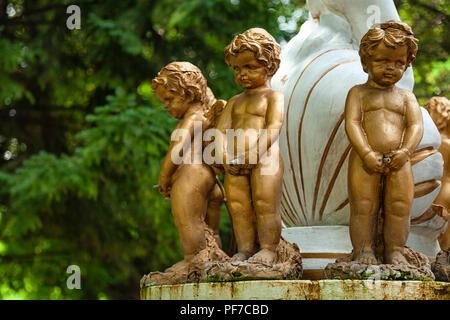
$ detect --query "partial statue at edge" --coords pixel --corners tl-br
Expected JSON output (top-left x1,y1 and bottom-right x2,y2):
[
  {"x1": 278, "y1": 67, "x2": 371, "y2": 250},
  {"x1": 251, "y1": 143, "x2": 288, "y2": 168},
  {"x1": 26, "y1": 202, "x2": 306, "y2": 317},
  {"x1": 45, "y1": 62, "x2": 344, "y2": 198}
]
[
  {"x1": 425, "y1": 96, "x2": 450, "y2": 282},
  {"x1": 424, "y1": 96, "x2": 450, "y2": 252}
]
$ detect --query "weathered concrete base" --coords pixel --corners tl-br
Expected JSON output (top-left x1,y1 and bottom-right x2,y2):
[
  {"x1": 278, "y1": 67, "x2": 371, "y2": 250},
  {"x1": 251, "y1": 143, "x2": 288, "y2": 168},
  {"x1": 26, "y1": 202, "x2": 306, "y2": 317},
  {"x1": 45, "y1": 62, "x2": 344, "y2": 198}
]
[{"x1": 140, "y1": 279, "x2": 450, "y2": 300}]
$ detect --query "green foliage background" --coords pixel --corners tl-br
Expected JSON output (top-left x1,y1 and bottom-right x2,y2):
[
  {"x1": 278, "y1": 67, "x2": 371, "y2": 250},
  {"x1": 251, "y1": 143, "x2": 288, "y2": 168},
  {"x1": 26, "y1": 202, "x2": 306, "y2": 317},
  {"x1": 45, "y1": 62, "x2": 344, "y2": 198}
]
[{"x1": 0, "y1": 0, "x2": 447, "y2": 299}]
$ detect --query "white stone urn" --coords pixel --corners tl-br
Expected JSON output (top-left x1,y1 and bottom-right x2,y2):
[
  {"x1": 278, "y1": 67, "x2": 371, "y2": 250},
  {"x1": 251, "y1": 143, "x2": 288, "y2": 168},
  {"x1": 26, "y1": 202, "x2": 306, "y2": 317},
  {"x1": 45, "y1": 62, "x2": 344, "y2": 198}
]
[{"x1": 271, "y1": 0, "x2": 448, "y2": 277}]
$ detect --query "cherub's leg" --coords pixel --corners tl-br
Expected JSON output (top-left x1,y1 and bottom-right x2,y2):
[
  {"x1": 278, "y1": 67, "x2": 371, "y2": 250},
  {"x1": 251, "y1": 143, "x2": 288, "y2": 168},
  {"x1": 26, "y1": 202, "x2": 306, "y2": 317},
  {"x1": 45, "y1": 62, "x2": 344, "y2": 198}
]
[
  {"x1": 205, "y1": 183, "x2": 223, "y2": 248},
  {"x1": 384, "y1": 162, "x2": 414, "y2": 264},
  {"x1": 170, "y1": 164, "x2": 216, "y2": 265},
  {"x1": 348, "y1": 150, "x2": 381, "y2": 264},
  {"x1": 248, "y1": 154, "x2": 284, "y2": 264},
  {"x1": 438, "y1": 225, "x2": 450, "y2": 251},
  {"x1": 435, "y1": 178, "x2": 450, "y2": 250},
  {"x1": 224, "y1": 173, "x2": 258, "y2": 261}
]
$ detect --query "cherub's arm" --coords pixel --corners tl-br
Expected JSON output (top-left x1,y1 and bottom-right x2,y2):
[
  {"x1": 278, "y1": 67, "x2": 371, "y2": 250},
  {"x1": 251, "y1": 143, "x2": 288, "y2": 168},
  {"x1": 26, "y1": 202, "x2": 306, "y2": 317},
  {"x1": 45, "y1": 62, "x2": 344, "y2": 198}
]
[
  {"x1": 247, "y1": 90, "x2": 284, "y2": 161},
  {"x1": 215, "y1": 96, "x2": 235, "y2": 165},
  {"x1": 400, "y1": 91, "x2": 424, "y2": 155},
  {"x1": 345, "y1": 86, "x2": 383, "y2": 173},
  {"x1": 345, "y1": 86, "x2": 372, "y2": 158},
  {"x1": 389, "y1": 91, "x2": 424, "y2": 170},
  {"x1": 158, "y1": 115, "x2": 197, "y2": 195}
]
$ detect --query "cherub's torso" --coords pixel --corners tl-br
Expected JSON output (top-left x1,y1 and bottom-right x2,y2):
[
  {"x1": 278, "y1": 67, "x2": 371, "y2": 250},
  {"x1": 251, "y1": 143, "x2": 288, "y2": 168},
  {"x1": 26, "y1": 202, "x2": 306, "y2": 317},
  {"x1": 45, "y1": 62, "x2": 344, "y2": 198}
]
[
  {"x1": 231, "y1": 90, "x2": 271, "y2": 130},
  {"x1": 359, "y1": 84, "x2": 407, "y2": 154},
  {"x1": 230, "y1": 89, "x2": 276, "y2": 156}
]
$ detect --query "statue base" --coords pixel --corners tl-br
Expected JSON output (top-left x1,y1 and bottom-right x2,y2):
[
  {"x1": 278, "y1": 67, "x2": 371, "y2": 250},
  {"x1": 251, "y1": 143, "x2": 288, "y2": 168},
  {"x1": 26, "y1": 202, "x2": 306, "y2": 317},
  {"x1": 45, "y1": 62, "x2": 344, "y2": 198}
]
[
  {"x1": 201, "y1": 238, "x2": 302, "y2": 282},
  {"x1": 323, "y1": 246, "x2": 435, "y2": 281},
  {"x1": 140, "y1": 236, "x2": 302, "y2": 287},
  {"x1": 140, "y1": 279, "x2": 450, "y2": 300},
  {"x1": 323, "y1": 262, "x2": 435, "y2": 281},
  {"x1": 432, "y1": 250, "x2": 450, "y2": 282},
  {"x1": 140, "y1": 226, "x2": 229, "y2": 286},
  {"x1": 282, "y1": 225, "x2": 442, "y2": 279}
]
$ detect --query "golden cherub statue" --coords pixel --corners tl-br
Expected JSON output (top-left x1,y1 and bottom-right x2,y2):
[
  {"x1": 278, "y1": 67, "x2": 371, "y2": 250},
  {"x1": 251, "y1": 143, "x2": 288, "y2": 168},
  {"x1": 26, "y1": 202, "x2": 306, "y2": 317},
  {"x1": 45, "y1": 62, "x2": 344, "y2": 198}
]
[
  {"x1": 215, "y1": 28, "x2": 285, "y2": 265},
  {"x1": 424, "y1": 96, "x2": 450, "y2": 251},
  {"x1": 345, "y1": 21, "x2": 423, "y2": 265},
  {"x1": 151, "y1": 62, "x2": 227, "y2": 274}
]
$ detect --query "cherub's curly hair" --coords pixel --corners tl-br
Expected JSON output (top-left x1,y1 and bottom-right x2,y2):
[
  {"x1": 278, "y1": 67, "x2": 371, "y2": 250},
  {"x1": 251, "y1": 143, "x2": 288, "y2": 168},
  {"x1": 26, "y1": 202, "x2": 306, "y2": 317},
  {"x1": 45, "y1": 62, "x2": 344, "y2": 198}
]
[
  {"x1": 152, "y1": 62, "x2": 209, "y2": 104},
  {"x1": 359, "y1": 20, "x2": 418, "y2": 72},
  {"x1": 224, "y1": 28, "x2": 281, "y2": 76},
  {"x1": 424, "y1": 96, "x2": 450, "y2": 131}
]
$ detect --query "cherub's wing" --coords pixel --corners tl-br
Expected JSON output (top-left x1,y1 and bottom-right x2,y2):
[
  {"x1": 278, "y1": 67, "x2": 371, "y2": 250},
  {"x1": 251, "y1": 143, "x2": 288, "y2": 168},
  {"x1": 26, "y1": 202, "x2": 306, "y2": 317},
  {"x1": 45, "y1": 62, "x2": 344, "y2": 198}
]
[{"x1": 205, "y1": 99, "x2": 227, "y2": 129}]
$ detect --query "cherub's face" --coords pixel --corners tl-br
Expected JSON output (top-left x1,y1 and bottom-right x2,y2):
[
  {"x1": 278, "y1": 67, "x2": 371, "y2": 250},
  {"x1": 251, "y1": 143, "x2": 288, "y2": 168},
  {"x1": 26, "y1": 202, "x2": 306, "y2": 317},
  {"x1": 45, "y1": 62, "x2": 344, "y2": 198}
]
[
  {"x1": 154, "y1": 86, "x2": 189, "y2": 119},
  {"x1": 228, "y1": 50, "x2": 269, "y2": 89},
  {"x1": 365, "y1": 42, "x2": 408, "y2": 88}
]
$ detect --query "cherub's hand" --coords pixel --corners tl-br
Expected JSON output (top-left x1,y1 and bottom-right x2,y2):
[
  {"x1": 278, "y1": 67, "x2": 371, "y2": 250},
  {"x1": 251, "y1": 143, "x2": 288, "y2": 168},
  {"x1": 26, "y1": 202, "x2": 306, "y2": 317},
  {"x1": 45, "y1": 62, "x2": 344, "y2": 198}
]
[
  {"x1": 363, "y1": 151, "x2": 384, "y2": 173},
  {"x1": 158, "y1": 174, "x2": 171, "y2": 197},
  {"x1": 387, "y1": 148, "x2": 410, "y2": 171},
  {"x1": 224, "y1": 163, "x2": 242, "y2": 175}
]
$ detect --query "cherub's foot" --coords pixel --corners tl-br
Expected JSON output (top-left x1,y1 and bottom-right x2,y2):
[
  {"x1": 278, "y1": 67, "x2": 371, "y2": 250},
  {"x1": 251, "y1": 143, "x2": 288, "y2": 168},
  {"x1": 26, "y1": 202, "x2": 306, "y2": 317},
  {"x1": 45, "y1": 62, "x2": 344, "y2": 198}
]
[
  {"x1": 248, "y1": 249, "x2": 277, "y2": 265},
  {"x1": 385, "y1": 250, "x2": 408, "y2": 265},
  {"x1": 165, "y1": 259, "x2": 190, "y2": 273},
  {"x1": 353, "y1": 251, "x2": 378, "y2": 265},
  {"x1": 230, "y1": 251, "x2": 253, "y2": 262}
]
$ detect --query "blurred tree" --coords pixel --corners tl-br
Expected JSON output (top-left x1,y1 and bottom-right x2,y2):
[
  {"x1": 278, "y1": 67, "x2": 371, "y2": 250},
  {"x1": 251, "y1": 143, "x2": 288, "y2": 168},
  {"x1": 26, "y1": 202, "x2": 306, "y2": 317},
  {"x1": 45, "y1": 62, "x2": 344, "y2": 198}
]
[
  {"x1": 0, "y1": 0, "x2": 447, "y2": 299},
  {"x1": 395, "y1": 0, "x2": 449, "y2": 104}
]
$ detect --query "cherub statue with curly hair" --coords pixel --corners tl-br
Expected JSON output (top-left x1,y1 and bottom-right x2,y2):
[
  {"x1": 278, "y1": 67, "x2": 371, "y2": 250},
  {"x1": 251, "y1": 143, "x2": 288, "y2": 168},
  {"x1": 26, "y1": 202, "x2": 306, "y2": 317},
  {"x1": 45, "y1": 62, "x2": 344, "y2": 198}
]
[
  {"x1": 152, "y1": 62, "x2": 226, "y2": 272},
  {"x1": 345, "y1": 21, "x2": 423, "y2": 265},
  {"x1": 214, "y1": 28, "x2": 285, "y2": 264}
]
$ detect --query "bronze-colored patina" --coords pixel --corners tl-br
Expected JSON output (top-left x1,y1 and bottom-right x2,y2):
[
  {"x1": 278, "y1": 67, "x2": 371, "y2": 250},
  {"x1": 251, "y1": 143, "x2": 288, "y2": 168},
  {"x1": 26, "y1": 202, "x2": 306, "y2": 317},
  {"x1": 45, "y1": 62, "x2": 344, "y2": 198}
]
[
  {"x1": 424, "y1": 96, "x2": 450, "y2": 250},
  {"x1": 152, "y1": 62, "x2": 225, "y2": 271},
  {"x1": 216, "y1": 28, "x2": 285, "y2": 264},
  {"x1": 345, "y1": 21, "x2": 423, "y2": 265}
]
